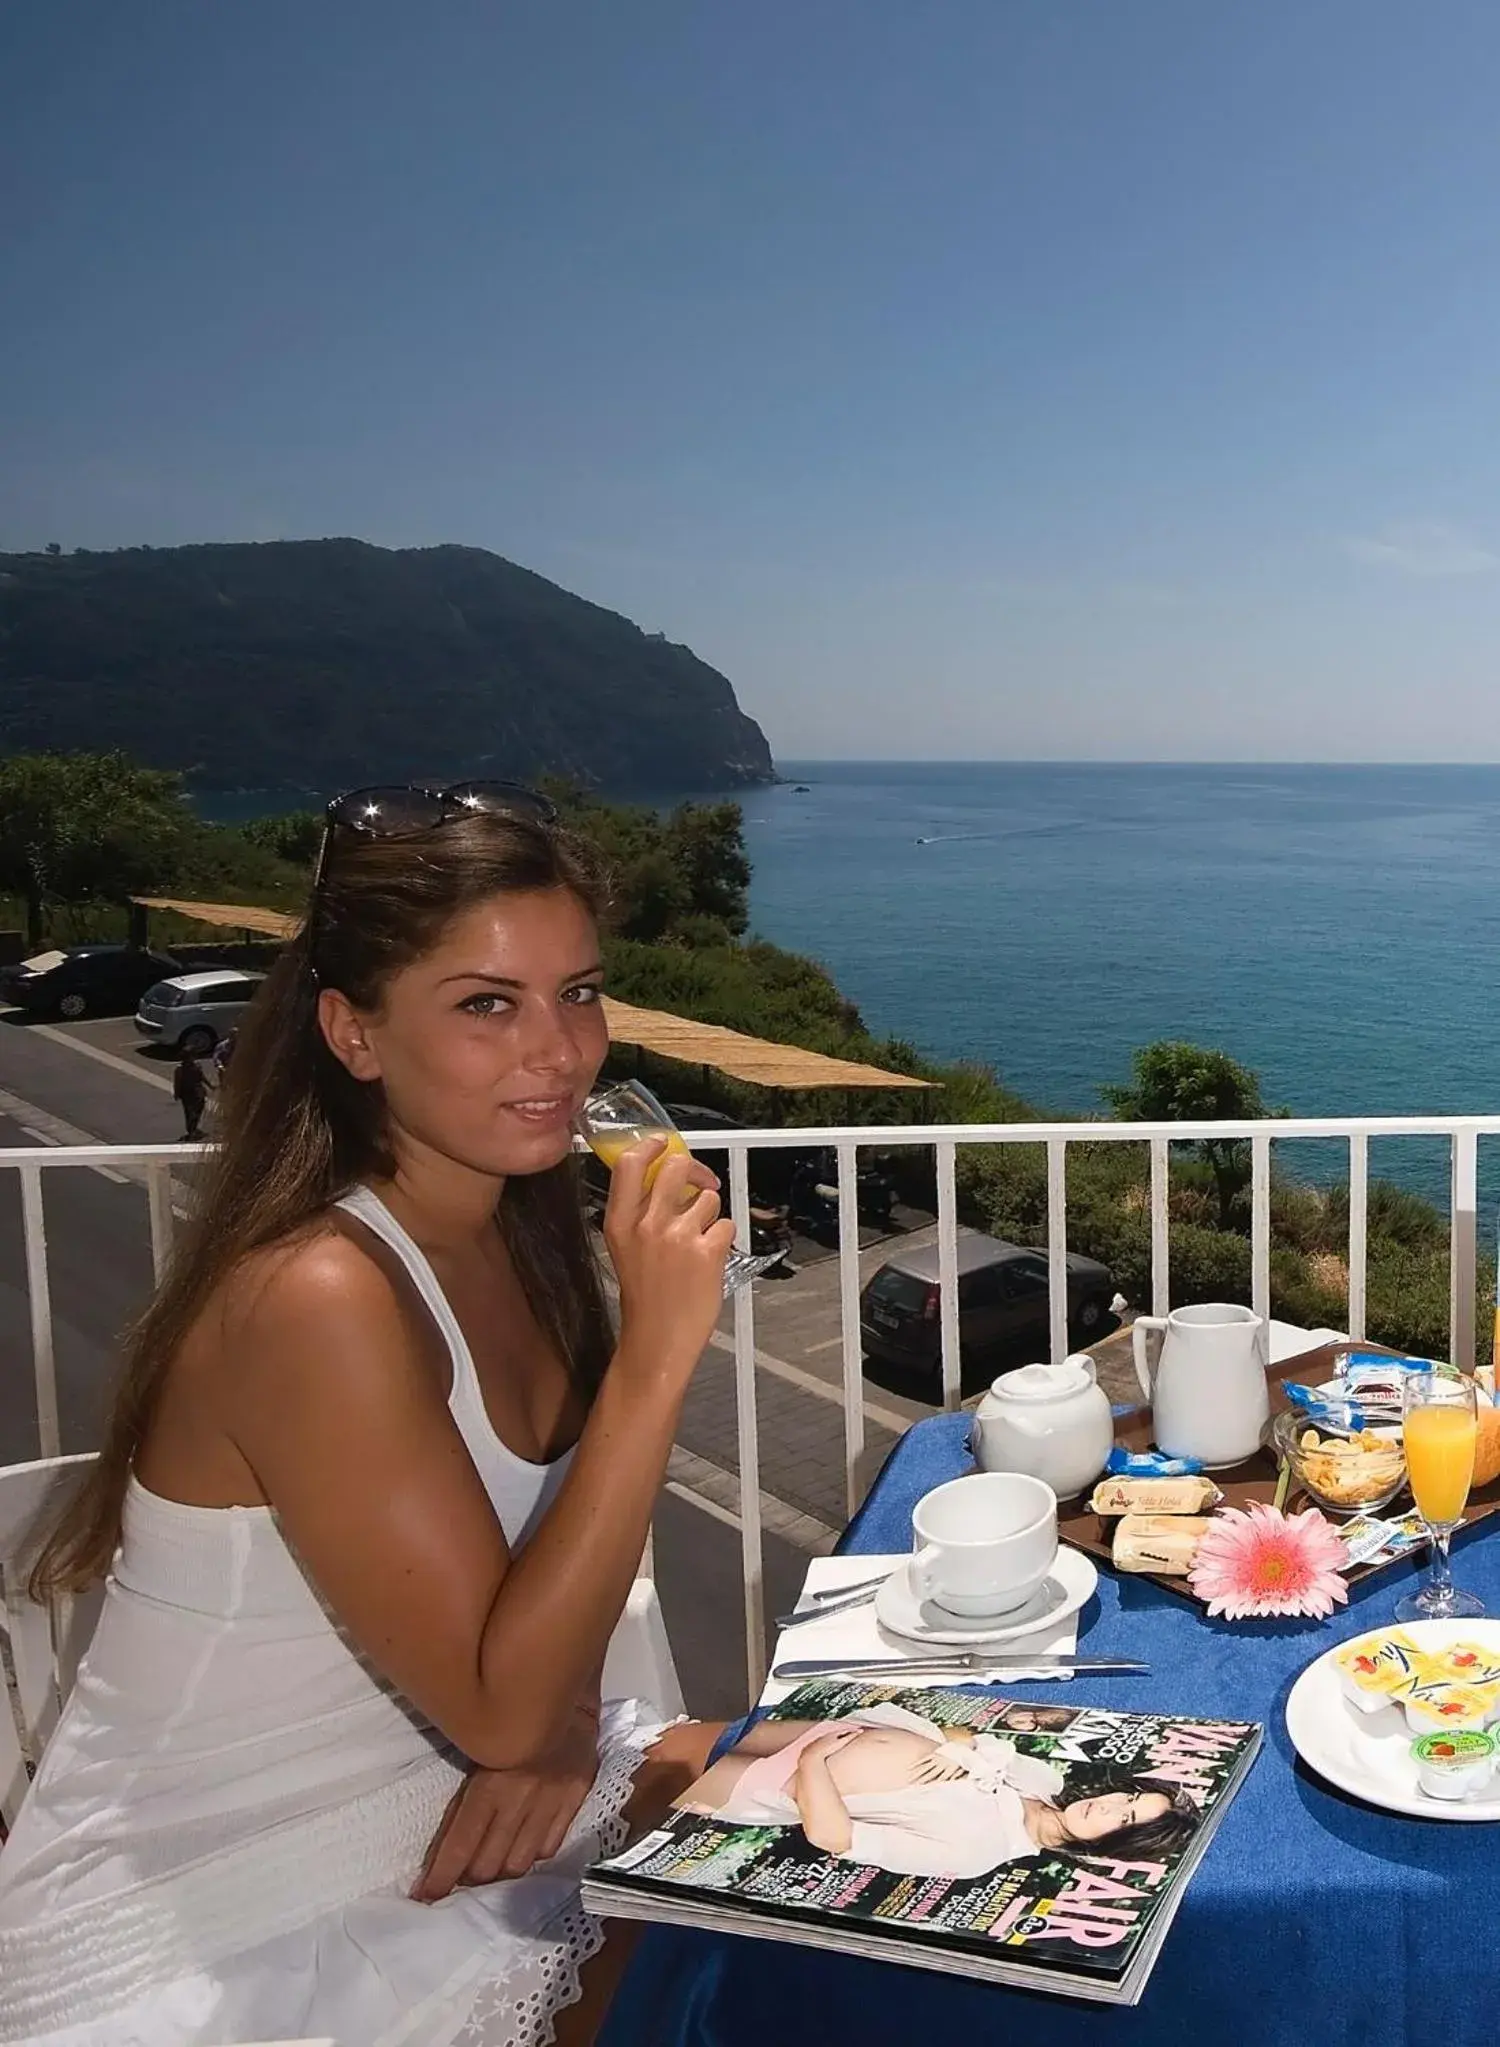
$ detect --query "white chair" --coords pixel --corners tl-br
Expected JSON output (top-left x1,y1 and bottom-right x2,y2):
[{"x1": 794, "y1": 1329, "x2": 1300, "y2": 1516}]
[
  {"x1": 1, "y1": 1454, "x2": 102, "y2": 1829},
  {"x1": 602, "y1": 1574, "x2": 686, "y2": 1721},
  {"x1": 2, "y1": 1453, "x2": 684, "y2": 1831}
]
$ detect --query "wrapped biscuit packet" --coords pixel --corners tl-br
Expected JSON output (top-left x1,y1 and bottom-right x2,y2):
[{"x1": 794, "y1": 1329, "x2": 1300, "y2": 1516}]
[
  {"x1": 1112, "y1": 1514, "x2": 1213, "y2": 1575},
  {"x1": 1105, "y1": 1446, "x2": 1204, "y2": 1477},
  {"x1": 1090, "y1": 1476, "x2": 1223, "y2": 1517}
]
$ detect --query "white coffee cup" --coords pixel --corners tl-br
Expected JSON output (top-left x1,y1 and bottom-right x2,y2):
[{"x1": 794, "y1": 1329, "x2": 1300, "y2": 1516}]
[{"x1": 910, "y1": 1471, "x2": 1059, "y2": 1618}]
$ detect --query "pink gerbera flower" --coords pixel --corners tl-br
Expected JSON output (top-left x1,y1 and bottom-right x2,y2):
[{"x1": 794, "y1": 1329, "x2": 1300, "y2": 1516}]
[{"x1": 1188, "y1": 1501, "x2": 1348, "y2": 1620}]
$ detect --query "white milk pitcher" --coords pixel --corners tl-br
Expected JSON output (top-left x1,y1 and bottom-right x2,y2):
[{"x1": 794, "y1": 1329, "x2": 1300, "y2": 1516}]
[{"x1": 1132, "y1": 1303, "x2": 1270, "y2": 1468}]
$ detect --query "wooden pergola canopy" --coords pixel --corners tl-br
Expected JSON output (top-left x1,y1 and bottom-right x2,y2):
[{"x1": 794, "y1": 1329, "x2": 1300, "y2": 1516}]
[
  {"x1": 600, "y1": 997, "x2": 936, "y2": 1092},
  {"x1": 130, "y1": 900, "x2": 935, "y2": 1092},
  {"x1": 132, "y1": 897, "x2": 301, "y2": 940}
]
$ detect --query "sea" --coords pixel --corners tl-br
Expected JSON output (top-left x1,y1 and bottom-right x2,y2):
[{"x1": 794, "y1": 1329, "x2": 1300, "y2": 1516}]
[
  {"x1": 202, "y1": 763, "x2": 1500, "y2": 1220},
  {"x1": 738, "y1": 763, "x2": 1500, "y2": 1223}
]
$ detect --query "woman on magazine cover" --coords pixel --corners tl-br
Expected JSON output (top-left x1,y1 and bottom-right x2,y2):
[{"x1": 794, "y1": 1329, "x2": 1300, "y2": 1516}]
[{"x1": 678, "y1": 1701, "x2": 1199, "y2": 1879}]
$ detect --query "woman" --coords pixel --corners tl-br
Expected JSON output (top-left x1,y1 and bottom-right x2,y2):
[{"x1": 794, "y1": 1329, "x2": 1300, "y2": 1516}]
[
  {"x1": 679, "y1": 1702, "x2": 1198, "y2": 1879},
  {"x1": 171, "y1": 1045, "x2": 208, "y2": 1140},
  {"x1": 0, "y1": 782, "x2": 734, "y2": 2047}
]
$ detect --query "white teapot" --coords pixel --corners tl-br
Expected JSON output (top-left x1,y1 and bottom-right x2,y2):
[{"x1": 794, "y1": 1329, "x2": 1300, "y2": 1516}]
[{"x1": 972, "y1": 1356, "x2": 1115, "y2": 1499}]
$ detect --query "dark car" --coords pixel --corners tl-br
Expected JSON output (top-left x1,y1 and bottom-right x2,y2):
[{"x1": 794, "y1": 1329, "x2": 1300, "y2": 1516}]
[
  {"x1": 0, "y1": 944, "x2": 184, "y2": 1021},
  {"x1": 860, "y1": 1231, "x2": 1115, "y2": 1379}
]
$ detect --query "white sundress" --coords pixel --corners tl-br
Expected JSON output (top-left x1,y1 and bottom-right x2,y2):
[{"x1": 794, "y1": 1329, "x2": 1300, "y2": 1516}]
[{"x1": 0, "y1": 1185, "x2": 670, "y2": 2047}]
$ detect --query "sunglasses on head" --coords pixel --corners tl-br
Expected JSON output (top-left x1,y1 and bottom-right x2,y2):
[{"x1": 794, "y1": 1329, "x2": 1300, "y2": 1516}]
[{"x1": 311, "y1": 780, "x2": 559, "y2": 893}]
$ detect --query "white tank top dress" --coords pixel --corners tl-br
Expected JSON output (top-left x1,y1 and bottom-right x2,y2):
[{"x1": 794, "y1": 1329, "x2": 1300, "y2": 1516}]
[{"x1": 0, "y1": 1186, "x2": 667, "y2": 2047}]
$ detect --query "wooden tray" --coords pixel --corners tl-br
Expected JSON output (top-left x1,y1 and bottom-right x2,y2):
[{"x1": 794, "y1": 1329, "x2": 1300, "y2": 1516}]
[{"x1": 1058, "y1": 1342, "x2": 1500, "y2": 1603}]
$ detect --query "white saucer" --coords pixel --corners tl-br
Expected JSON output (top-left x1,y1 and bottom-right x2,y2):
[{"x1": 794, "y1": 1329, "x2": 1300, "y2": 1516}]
[
  {"x1": 1286, "y1": 1618, "x2": 1500, "y2": 1822},
  {"x1": 874, "y1": 1545, "x2": 1099, "y2": 1647}
]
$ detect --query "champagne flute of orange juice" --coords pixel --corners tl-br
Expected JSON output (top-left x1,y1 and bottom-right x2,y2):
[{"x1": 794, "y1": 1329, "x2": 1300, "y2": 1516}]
[
  {"x1": 1397, "y1": 1370, "x2": 1485, "y2": 1622},
  {"x1": 575, "y1": 1080, "x2": 785, "y2": 1296}
]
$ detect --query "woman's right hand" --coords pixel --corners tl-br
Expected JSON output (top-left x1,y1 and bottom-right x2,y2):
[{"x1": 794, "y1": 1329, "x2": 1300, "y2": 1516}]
[
  {"x1": 604, "y1": 1137, "x2": 736, "y2": 1378},
  {"x1": 802, "y1": 1729, "x2": 861, "y2": 1766}
]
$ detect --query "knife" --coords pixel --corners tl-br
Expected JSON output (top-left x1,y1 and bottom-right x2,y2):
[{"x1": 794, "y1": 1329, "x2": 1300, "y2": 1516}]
[{"x1": 771, "y1": 1653, "x2": 1148, "y2": 1680}]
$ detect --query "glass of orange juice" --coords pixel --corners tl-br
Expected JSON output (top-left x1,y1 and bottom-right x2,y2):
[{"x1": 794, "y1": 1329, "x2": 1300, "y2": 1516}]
[
  {"x1": 576, "y1": 1080, "x2": 785, "y2": 1296},
  {"x1": 1397, "y1": 1370, "x2": 1484, "y2": 1622}
]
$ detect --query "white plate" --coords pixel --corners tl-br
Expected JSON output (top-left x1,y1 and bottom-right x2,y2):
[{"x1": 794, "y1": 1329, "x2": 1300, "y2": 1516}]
[
  {"x1": 1286, "y1": 1618, "x2": 1500, "y2": 1821},
  {"x1": 873, "y1": 1545, "x2": 1099, "y2": 1647}
]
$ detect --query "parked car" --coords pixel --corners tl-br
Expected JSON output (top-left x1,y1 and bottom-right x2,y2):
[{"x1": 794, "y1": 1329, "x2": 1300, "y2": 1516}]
[
  {"x1": 0, "y1": 944, "x2": 183, "y2": 1021},
  {"x1": 134, "y1": 970, "x2": 265, "y2": 1054},
  {"x1": 859, "y1": 1231, "x2": 1115, "y2": 1379}
]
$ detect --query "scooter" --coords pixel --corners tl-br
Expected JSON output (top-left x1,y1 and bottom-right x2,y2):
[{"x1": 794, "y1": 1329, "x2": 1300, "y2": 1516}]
[
  {"x1": 748, "y1": 1201, "x2": 794, "y2": 1269},
  {"x1": 787, "y1": 1159, "x2": 896, "y2": 1240}
]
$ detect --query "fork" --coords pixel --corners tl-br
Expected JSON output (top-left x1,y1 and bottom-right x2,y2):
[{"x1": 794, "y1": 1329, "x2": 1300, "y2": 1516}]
[{"x1": 775, "y1": 1582, "x2": 890, "y2": 1629}]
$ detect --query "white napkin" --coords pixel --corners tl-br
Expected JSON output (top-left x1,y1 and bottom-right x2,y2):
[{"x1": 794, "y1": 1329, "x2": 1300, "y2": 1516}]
[{"x1": 760, "y1": 1553, "x2": 1081, "y2": 1707}]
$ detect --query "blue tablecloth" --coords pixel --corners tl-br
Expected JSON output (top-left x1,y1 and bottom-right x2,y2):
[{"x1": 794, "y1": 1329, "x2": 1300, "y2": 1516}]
[{"x1": 601, "y1": 1412, "x2": 1500, "y2": 2047}]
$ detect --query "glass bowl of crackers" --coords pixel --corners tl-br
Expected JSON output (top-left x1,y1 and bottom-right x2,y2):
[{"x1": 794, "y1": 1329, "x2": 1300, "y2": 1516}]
[{"x1": 1270, "y1": 1407, "x2": 1407, "y2": 1518}]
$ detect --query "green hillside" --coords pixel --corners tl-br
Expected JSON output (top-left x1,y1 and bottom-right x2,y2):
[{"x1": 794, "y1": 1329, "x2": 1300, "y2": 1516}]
[{"x1": 0, "y1": 539, "x2": 775, "y2": 794}]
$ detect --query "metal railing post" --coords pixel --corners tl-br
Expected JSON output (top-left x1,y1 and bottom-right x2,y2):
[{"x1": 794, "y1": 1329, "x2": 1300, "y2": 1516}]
[
  {"x1": 728, "y1": 1144, "x2": 766, "y2": 1700},
  {"x1": 835, "y1": 1142, "x2": 866, "y2": 1513},
  {"x1": 1047, "y1": 1139, "x2": 1068, "y2": 1366},
  {"x1": 935, "y1": 1141, "x2": 962, "y2": 1412},
  {"x1": 1347, "y1": 1132, "x2": 1368, "y2": 1343},
  {"x1": 18, "y1": 1163, "x2": 60, "y2": 1459},
  {"x1": 1150, "y1": 1136, "x2": 1170, "y2": 1318},
  {"x1": 1251, "y1": 1135, "x2": 1272, "y2": 1328},
  {"x1": 1451, "y1": 1127, "x2": 1479, "y2": 1374},
  {"x1": 146, "y1": 1160, "x2": 176, "y2": 1284}
]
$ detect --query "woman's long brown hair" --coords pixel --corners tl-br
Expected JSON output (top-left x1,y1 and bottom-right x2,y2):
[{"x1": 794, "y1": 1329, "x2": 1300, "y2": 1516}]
[{"x1": 32, "y1": 809, "x2": 615, "y2": 1595}]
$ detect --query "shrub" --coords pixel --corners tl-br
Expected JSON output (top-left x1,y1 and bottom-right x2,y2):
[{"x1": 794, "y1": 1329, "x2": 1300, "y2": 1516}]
[
  {"x1": 1326, "y1": 1179, "x2": 1450, "y2": 1252},
  {"x1": 960, "y1": 1146, "x2": 1050, "y2": 1243},
  {"x1": 1164, "y1": 1224, "x2": 1254, "y2": 1308},
  {"x1": 1268, "y1": 1181, "x2": 1333, "y2": 1255},
  {"x1": 1268, "y1": 1245, "x2": 1346, "y2": 1333}
]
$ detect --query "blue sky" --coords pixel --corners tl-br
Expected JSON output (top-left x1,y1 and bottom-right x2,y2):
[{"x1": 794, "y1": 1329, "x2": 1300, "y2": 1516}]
[{"x1": 6, "y1": 0, "x2": 1500, "y2": 761}]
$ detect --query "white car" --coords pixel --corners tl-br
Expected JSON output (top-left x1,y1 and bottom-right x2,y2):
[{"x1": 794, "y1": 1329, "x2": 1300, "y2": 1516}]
[{"x1": 134, "y1": 969, "x2": 265, "y2": 1055}]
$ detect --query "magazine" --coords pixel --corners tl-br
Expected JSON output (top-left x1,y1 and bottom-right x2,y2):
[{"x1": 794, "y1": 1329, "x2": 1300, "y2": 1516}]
[{"x1": 583, "y1": 1680, "x2": 1260, "y2": 2005}]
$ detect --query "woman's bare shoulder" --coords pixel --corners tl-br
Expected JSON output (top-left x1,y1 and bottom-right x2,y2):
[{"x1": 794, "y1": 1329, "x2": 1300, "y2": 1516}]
[
  {"x1": 220, "y1": 1213, "x2": 392, "y2": 1321},
  {"x1": 150, "y1": 1211, "x2": 439, "y2": 1495},
  {"x1": 208, "y1": 1211, "x2": 430, "y2": 1402}
]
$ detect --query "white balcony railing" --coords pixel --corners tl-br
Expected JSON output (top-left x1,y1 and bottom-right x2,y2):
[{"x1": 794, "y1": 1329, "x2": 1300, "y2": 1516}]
[{"x1": 2, "y1": 1115, "x2": 1496, "y2": 1703}]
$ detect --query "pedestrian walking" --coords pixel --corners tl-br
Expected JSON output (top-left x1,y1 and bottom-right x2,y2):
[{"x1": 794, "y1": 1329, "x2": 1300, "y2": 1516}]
[{"x1": 172, "y1": 1048, "x2": 208, "y2": 1140}]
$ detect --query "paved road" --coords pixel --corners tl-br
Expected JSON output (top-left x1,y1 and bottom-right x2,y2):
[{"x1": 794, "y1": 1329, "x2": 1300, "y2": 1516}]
[
  {"x1": 0, "y1": 1100, "x2": 156, "y2": 1465},
  {"x1": 0, "y1": 1014, "x2": 195, "y2": 1465}
]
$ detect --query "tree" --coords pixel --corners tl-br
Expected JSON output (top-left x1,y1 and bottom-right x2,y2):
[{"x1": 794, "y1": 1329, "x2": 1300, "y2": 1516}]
[
  {"x1": 613, "y1": 848, "x2": 692, "y2": 943},
  {"x1": 237, "y1": 811, "x2": 324, "y2": 867},
  {"x1": 1103, "y1": 1041, "x2": 1280, "y2": 1231},
  {"x1": 546, "y1": 786, "x2": 753, "y2": 945},
  {"x1": 663, "y1": 803, "x2": 751, "y2": 935},
  {"x1": 0, "y1": 751, "x2": 191, "y2": 946}
]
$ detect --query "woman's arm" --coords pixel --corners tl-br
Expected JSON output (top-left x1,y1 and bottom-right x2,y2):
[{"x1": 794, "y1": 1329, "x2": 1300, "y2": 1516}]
[
  {"x1": 792, "y1": 1735, "x2": 855, "y2": 1856},
  {"x1": 222, "y1": 1143, "x2": 732, "y2": 1770}
]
